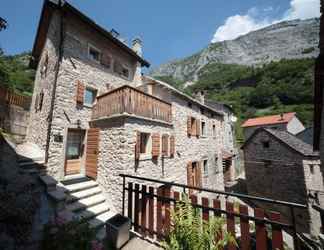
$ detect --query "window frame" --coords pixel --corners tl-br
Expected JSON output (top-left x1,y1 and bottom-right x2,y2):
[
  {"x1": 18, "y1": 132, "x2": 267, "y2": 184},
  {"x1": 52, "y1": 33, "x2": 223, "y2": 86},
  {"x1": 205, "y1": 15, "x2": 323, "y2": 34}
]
[
  {"x1": 139, "y1": 132, "x2": 152, "y2": 159},
  {"x1": 201, "y1": 120, "x2": 207, "y2": 137},
  {"x1": 203, "y1": 159, "x2": 208, "y2": 175},
  {"x1": 88, "y1": 44, "x2": 101, "y2": 63},
  {"x1": 83, "y1": 87, "x2": 97, "y2": 107},
  {"x1": 113, "y1": 59, "x2": 131, "y2": 80}
]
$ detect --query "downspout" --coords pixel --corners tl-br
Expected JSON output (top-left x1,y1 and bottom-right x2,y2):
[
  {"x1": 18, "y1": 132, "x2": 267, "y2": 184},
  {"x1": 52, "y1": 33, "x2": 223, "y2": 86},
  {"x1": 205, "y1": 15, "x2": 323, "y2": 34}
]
[{"x1": 45, "y1": 0, "x2": 65, "y2": 164}]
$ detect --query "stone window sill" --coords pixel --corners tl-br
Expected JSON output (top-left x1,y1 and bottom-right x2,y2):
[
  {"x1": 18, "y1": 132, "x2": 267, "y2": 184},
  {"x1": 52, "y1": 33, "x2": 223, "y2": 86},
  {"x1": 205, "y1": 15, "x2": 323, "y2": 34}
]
[{"x1": 139, "y1": 154, "x2": 152, "y2": 161}]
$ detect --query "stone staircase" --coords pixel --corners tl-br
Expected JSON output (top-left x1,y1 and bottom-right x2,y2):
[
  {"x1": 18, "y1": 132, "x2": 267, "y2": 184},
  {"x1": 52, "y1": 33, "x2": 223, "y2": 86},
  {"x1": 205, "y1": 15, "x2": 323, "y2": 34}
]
[{"x1": 59, "y1": 178, "x2": 115, "y2": 240}]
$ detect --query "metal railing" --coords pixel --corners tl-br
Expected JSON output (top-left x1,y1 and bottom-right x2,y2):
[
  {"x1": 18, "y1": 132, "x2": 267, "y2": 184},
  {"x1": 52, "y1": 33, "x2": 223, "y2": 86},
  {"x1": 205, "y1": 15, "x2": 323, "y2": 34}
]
[{"x1": 120, "y1": 174, "x2": 308, "y2": 249}]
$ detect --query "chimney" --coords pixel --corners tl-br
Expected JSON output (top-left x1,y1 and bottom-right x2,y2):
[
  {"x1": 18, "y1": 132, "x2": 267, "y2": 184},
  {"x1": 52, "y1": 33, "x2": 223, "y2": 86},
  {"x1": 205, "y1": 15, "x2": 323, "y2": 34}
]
[
  {"x1": 194, "y1": 90, "x2": 205, "y2": 104},
  {"x1": 132, "y1": 37, "x2": 143, "y2": 86},
  {"x1": 132, "y1": 37, "x2": 142, "y2": 56},
  {"x1": 280, "y1": 113, "x2": 284, "y2": 120}
]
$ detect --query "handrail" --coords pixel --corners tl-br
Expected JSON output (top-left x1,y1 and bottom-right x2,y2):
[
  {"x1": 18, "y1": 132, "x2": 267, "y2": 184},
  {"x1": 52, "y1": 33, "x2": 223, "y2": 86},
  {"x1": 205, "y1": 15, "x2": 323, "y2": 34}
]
[{"x1": 119, "y1": 174, "x2": 307, "y2": 209}]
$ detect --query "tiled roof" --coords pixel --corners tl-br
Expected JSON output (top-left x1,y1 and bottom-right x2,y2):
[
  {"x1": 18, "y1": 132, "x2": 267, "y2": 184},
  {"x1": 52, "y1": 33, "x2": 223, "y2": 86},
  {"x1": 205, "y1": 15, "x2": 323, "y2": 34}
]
[
  {"x1": 241, "y1": 112, "x2": 296, "y2": 128},
  {"x1": 264, "y1": 128, "x2": 318, "y2": 157}
]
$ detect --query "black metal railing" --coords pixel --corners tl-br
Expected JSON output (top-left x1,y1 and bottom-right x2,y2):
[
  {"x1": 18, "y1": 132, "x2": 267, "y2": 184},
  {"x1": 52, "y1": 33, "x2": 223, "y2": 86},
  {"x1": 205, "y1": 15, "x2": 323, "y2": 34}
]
[{"x1": 120, "y1": 174, "x2": 308, "y2": 250}]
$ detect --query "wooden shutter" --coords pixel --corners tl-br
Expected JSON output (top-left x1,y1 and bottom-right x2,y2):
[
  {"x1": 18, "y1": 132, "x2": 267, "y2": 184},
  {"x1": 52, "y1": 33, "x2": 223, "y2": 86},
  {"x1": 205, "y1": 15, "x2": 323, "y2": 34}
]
[
  {"x1": 151, "y1": 133, "x2": 160, "y2": 157},
  {"x1": 85, "y1": 128, "x2": 100, "y2": 179},
  {"x1": 196, "y1": 161, "x2": 202, "y2": 188},
  {"x1": 135, "y1": 131, "x2": 141, "y2": 160},
  {"x1": 162, "y1": 134, "x2": 169, "y2": 156},
  {"x1": 76, "y1": 80, "x2": 85, "y2": 104},
  {"x1": 187, "y1": 162, "x2": 192, "y2": 186},
  {"x1": 192, "y1": 118, "x2": 197, "y2": 136},
  {"x1": 187, "y1": 116, "x2": 192, "y2": 136},
  {"x1": 196, "y1": 119, "x2": 201, "y2": 137},
  {"x1": 170, "y1": 135, "x2": 175, "y2": 157}
]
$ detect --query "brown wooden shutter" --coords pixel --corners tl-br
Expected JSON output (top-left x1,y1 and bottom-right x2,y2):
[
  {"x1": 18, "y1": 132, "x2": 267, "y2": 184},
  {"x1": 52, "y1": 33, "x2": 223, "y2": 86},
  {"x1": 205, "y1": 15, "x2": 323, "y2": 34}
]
[
  {"x1": 86, "y1": 128, "x2": 100, "y2": 179},
  {"x1": 76, "y1": 80, "x2": 85, "y2": 104},
  {"x1": 192, "y1": 118, "x2": 197, "y2": 136},
  {"x1": 187, "y1": 162, "x2": 192, "y2": 186},
  {"x1": 135, "y1": 131, "x2": 141, "y2": 160},
  {"x1": 151, "y1": 133, "x2": 160, "y2": 157},
  {"x1": 162, "y1": 134, "x2": 169, "y2": 156},
  {"x1": 170, "y1": 135, "x2": 175, "y2": 157},
  {"x1": 187, "y1": 116, "x2": 192, "y2": 136},
  {"x1": 196, "y1": 119, "x2": 201, "y2": 137},
  {"x1": 196, "y1": 161, "x2": 202, "y2": 188}
]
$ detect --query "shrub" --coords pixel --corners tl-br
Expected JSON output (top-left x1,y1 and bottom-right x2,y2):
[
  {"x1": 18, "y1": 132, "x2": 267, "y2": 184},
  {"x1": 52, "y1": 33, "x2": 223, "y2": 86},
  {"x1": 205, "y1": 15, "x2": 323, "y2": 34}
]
[
  {"x1": 162, "y1": 196, "x2": 236, "y2": 250},
  {"x1": 41, "y1": 216, "x2": 103, "y2": 250}
]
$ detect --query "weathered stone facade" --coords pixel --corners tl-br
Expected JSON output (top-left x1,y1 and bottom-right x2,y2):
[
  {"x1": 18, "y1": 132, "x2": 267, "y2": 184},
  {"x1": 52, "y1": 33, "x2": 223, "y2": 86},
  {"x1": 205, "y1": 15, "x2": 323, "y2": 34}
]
[
  {"x1": 243, "y1": 128, "x2": 323, "y2": 236},
  {"x1": 27, "y1": 1, "x2": 232, "y2": 215}
]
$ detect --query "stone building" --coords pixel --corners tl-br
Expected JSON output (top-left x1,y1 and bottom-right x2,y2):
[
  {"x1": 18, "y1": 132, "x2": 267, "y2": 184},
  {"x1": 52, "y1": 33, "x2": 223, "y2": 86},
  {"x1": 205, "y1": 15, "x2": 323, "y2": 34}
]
[
  {"x1": 242, "y1": 112, "x2": 305, "y2": 140},
  {"x1": 26, "y1": 0, "x2": 233, "y2": 216},
  {"x1": 242, "y1": 128, "x2": 323, "y2": 236}
]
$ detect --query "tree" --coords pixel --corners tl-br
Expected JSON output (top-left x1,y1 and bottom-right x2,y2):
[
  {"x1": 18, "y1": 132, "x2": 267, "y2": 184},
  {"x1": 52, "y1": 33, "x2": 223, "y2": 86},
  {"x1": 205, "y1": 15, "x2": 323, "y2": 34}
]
[{"x1": 0, "y1": 17, "x2": 7, "y2": 31}]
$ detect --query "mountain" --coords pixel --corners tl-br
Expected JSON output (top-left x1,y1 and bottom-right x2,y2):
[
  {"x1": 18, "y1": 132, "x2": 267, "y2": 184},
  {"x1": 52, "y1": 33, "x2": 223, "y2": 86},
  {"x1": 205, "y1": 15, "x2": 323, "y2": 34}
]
[
  {"x1": 151, "y1": 18, "x2": 319, "y2": 82},
  {"x1": 0, "y1": 52, "x2": 34, "y2": 95}
]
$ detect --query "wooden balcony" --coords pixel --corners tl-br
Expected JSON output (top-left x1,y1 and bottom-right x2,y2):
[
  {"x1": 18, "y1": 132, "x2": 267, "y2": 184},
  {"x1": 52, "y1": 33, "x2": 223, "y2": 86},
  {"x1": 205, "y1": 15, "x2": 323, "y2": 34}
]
[{"x1": 92, "y1": 85, "x2": 172, "y2": 123}]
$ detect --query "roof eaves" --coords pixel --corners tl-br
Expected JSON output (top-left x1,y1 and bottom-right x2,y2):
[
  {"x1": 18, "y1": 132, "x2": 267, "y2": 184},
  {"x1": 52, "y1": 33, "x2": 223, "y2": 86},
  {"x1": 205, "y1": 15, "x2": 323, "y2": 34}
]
[{"x1": 144, "y1": 76, "x2": 224, "y2": 117}]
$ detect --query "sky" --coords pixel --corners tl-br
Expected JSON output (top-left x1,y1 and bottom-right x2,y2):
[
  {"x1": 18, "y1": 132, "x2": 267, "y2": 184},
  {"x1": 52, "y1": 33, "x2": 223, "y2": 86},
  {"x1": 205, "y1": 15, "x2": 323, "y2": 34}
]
[{"x1": 0, "y1": 0, "x2": 320, "y2": 69}]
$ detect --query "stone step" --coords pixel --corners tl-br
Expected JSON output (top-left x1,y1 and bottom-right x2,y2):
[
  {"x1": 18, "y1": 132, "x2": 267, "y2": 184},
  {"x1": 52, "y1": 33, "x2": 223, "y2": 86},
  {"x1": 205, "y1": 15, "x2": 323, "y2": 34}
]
[
  {"x1": 19, "y1": 160, "x2": 45, "y2": 169},
  {"x1": 88, "y1": 210, "x2": 115, "y2": 230},
  {"x1": 64, "y1": 180, "x2": 98, "y2": 193},
  {"x1": 66, "y1": 194, "x2": 106, "y2": 212},
  {"x1": 18, "y1": 156, "x2": 45, "y2": 163},
  {"x1": 39, "y1": 175, "x2": 58, "y2": 191},
  {"x1": 76, "y1": 203, "x2": 109, "y2": 221},
  {"x1": 67, "y1": 186, "x2": 102, "y2": 203}
]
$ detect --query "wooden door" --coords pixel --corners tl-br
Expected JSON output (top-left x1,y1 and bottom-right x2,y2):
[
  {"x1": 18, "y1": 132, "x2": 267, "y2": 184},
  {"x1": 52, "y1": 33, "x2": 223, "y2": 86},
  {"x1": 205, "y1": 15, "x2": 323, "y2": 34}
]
[
  {"x1": 65, "y1": 129, "x2": 84, "y2": 175},
  {"x1": 85, "y1": 128, "x2": 100, "y2": 179}
]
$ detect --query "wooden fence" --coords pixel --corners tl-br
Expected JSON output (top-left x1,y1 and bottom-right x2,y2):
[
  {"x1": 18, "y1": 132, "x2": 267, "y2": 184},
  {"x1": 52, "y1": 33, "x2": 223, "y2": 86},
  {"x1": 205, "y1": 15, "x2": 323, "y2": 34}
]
[
  {"x1": 0, "y1": 86, "x2": 31, "y2": 109},
  {"x1": 120, "y1": 174, "x2": 308, "y2": 250},
  {"x1": 92, "y1": 85, "x2": 172, "y2": 123}
]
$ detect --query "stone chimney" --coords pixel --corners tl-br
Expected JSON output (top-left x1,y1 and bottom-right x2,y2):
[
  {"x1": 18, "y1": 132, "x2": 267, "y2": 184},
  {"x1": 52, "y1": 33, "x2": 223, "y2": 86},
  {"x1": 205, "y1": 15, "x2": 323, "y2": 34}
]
[
  {"x1": 132, "y1": 37, "x2": 143, "y2": 86},
  {"x1": 194, "y1": 90, "x2": 205, "y2": 104},
  {"x1": 132, "y1": 37, "x2": 142, "y2": 56}
]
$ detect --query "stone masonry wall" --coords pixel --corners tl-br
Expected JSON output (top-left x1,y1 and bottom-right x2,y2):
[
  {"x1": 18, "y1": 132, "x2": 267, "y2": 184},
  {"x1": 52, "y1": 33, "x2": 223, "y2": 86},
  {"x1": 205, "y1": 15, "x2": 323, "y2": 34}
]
[
  {"x1": 95, "y1": 87, "x2": 225, "y2": 212},
  {"x1": 26, "y1": 10, "x2": 61, "y2": 150},
  {"x1": 243, "y1": 130, "x2": 317, "y2": 233},
  {"x1": 44, "y1": 11, "x2": 139, "y2": 179}
]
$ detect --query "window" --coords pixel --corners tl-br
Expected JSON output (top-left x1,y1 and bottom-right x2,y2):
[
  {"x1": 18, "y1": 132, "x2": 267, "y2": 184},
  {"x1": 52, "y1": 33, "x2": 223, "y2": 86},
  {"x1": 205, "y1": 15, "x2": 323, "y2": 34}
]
[
  {"x1": 203, "y1": 159, "x2": 208, "y2": 175},
  {"x1": 262, "y1": 141, "x2": 270, "y2": 148},
  {"x1": 212, "y1": 124, "x2": 216, "y2": 137},
  {"x1": 114, "y1": 60, "x2": 130, "y2": 79},
  {"x1": 140, "y1": 132, "x2": 150, "y2": 154},
  {"x1": 200, "y1": 108, "x2": 204, "y2": 115},
  {"x1": 88, "y1": 45, "x2": 101, "y2": 62},
  {"x1": 310, "y1": 165, "x2": 314, "y2": 174},
  {"x1": 84, "y1": 88, "x2": 97, "y2": 106},
  {"x1": 188, "y1": 102, "x2": 192, "y2": 108},
  {"x1": 214, "y1": 156, "x2": 218, "y2": 174},
  {"x1": 201, "y1": 121, "x2": 206, "y2": 136}
]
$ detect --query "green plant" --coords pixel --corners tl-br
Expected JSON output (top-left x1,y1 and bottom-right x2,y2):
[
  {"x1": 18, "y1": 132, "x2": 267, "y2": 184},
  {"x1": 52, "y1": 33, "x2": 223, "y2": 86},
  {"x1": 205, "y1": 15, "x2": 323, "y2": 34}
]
[
  {"x1": 41, "y1": 216, "x2": 102, "y2": 250},
  {"x1": 162, "y1": 196, "x2": 236, "y2": 250}
]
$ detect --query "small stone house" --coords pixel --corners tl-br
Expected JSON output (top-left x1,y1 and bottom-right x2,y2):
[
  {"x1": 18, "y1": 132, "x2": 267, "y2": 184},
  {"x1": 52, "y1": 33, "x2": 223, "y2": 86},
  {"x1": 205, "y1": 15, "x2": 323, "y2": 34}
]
[
  {"x1": 242, "y1": 112, "x2": 305, "y2": 140},
  {"x1": 26, "y1": 0, "x2": 234, "y2": 212},
  {"x1": 242, "y1": 128, "x2": 323, "y2": 236}
]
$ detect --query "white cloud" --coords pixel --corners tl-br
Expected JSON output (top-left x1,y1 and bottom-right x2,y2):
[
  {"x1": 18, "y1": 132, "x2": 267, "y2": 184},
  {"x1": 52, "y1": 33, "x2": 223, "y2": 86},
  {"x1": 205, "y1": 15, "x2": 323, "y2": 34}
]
[{"x1": 211, "y1": 0, "x2": 320, "y2": 43}]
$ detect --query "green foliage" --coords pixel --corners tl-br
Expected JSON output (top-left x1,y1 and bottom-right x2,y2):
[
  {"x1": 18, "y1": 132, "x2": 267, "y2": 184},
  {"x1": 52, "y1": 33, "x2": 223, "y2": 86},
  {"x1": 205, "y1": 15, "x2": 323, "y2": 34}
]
[
  {"x1": 162, "y1": 196, "x2": 236, "y2": 250},
  {"x1": 0, "y1": 52, "x2": 35, "y2": 95},
  {"x1": 159, "y1": 58, "x2": 315, "y2": 142},
  {"x1": 302, "y1": 47, "x2": 315, "y2": 54},
  {"x1": 41, "y1": 217, "x2": 102, "y2": 250}
]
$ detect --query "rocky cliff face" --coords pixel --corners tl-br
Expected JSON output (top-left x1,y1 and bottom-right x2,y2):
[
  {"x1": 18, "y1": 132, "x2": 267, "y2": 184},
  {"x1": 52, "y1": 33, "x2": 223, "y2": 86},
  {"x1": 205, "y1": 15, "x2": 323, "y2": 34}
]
[{"x1": 151, "y1": 18, "x2": 319, "y2": 81}]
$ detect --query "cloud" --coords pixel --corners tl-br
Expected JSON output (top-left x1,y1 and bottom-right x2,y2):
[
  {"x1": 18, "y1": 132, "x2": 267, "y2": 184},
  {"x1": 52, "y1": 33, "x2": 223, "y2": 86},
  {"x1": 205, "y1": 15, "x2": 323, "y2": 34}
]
[{"x1": 211, "y1": 0, "x2": 320, "y2": 43}]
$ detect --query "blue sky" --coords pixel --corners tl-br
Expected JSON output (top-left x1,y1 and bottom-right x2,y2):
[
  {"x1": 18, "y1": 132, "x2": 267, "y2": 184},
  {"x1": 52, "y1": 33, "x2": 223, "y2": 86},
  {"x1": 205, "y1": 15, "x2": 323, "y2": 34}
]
[{"x1": 0, "y1": 0, "x2": 319, "y2": 68}]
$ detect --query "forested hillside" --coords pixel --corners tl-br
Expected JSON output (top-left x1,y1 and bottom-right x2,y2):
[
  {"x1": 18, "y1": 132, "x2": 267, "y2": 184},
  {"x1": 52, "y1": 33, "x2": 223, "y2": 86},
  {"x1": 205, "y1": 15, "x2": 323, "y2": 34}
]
[
  {"x1": 156, "y1": 58, "x2": 315, "y2": 140},
  {"x1": 0, "y1": 52, "x2": 34, "y2": 95}
]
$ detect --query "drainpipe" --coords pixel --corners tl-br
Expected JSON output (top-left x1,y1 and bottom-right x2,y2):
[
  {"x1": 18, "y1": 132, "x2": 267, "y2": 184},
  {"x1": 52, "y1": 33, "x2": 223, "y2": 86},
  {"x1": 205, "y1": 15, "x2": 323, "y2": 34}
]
[{"x1": 45, "y1": 0, "x2": 65, "y2": 164}]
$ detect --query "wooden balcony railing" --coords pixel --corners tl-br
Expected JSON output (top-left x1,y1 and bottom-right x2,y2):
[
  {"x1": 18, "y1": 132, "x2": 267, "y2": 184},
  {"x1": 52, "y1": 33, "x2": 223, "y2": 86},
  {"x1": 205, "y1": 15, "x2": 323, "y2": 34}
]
[{"x1": 92, "y1": 85, "x2": 172, "y2": 123}]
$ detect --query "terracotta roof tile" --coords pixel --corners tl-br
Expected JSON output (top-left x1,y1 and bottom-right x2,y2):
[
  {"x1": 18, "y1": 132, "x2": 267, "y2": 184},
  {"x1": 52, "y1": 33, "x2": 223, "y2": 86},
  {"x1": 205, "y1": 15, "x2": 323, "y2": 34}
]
[{"x1": 241, "y1": 112, "x2": 296, "y2": 128}]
